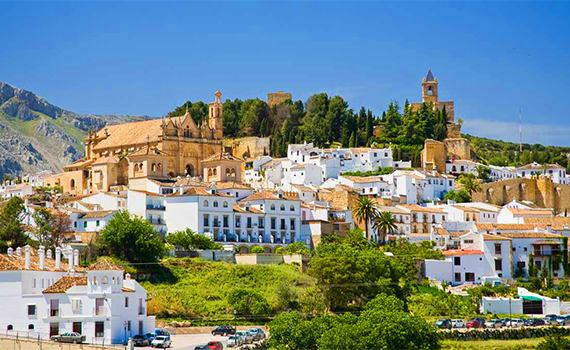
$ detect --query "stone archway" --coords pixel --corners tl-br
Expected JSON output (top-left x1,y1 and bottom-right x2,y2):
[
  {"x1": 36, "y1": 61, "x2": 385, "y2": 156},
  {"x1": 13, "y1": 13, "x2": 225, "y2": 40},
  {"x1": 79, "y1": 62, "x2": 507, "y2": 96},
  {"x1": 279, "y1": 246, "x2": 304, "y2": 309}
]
[{"x1": 186, "y1": 164, "x2": 195, "y2": 176}]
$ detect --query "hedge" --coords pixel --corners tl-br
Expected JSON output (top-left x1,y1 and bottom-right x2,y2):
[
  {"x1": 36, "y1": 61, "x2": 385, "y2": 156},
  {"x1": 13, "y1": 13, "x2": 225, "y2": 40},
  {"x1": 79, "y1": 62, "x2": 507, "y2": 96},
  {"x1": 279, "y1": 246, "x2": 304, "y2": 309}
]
[{"x1": 442, "y1": 326, "x2": 570, "y2": 341}]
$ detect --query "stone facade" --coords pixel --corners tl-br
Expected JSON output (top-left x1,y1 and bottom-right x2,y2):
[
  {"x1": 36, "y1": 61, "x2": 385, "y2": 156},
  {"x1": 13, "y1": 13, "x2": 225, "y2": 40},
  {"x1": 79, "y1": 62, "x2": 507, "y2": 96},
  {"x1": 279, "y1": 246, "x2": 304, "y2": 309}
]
[
  {"x1": 62, "y1": 92, "x2": 225, "y2": 195},
  {"x1": 473, "y1": 178, "x2": 570, "y2": 213},
  {"x1": 267, "y1": 91, "x2": 292, "y2": 107},
  {"x1": 444, "y1": 138, "x2": 471, "y2": 161},
  {"x1": 421, "y1": 139, "x2": 446, "y2": 173},
  {"x1": 226, "y1": 137, "x2": 271, "y2": 160}
]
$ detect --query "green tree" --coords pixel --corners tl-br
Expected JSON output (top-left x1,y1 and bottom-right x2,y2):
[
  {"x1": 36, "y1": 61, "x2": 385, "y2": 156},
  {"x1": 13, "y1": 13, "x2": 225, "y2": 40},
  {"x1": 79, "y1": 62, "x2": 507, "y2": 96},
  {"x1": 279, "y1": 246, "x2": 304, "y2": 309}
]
[
  {"x1": 302, "y1": 93, "x2": 330, "y2": 147},
  {"x1": 372, "y1": 211, "x2": 397, "y2": 244},
  {"x1": 0, "y1": 197, "x2": 29, "y2": 251},
  {"x1": 349, "y1": 131, "x2": 357, "y2": 148},
  {"x1": 443, "y1": 189, "x2": 472, "y2": 203},
  {"x1": 100, "y1": 211, "x2": 164, "y2": 263},
  {"x1": 475, "y1": 165, "x2": 491, "y2": 181},
  {"x1": 458, "y1": 173, "x2": 482, "y2": 196},
  {"x1": 284, "y1": 242, "x2": 310, "y2": 255},
  {"x1": 227, "y1": 288, "x2": 271, "y2": 318},
  {"x1": 352, "y1": 197, "x2": 377, "y2": 240},
  {"x1": 166, "y1": 228, "x2": 222, "y2": 250},
  {"x1": 32, "y1": 207, "x2": 55, "y2": 247}
]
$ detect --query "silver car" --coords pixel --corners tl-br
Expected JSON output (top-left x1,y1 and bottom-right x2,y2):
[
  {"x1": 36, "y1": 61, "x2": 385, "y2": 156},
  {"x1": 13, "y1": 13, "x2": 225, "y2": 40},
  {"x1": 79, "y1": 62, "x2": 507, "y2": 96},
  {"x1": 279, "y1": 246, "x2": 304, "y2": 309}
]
[
  {"x1": 236, "y1": 331, "x2": 253, "y2": 344},
  {"x1": 227, "y1": 335, "x2": 242, "y2": 348}
]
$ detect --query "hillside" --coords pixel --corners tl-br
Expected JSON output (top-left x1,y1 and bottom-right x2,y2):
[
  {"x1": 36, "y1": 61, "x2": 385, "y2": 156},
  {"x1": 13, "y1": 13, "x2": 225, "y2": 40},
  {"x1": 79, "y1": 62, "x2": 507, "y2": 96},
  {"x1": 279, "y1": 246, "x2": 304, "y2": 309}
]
[
  {"x1": 133, "y1": 258, "x2": 320, "y2": 323},
  {"x1": 0, "y1": 82, "x2": 151, "y2": 178}
]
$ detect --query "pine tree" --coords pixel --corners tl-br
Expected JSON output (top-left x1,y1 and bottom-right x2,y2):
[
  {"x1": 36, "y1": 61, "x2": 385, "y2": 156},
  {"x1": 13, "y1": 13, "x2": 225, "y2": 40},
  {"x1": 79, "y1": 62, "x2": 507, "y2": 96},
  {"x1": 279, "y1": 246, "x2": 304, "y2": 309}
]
[{"x1": 349, "y1": 132, "x2": 356, "y2": 148}]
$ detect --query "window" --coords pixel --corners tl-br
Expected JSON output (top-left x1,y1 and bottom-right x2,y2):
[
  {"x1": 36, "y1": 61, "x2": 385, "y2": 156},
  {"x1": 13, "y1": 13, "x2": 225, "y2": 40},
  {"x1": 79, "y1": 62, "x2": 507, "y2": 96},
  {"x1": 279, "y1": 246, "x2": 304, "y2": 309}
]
[
  {"x1": 536, "y1": 260, "x2": 542, "y2": 270},
  {"x1": 204, "y1": 200, "x2": 209, "y2": 207},
  {"x1": 72, "y1": 299, "x2": 81, "y2": 312},
  {"x1": 84, "y1": 222, "x2": 88, "y2": 228},
  {"x1": 50, "y1": 299, "x2": 59, "y2": 317},
  {"x1": 74, "y1": 222, "x2": 77, "y2": 228},
  {"x1": 454, "y1": 273, "x2": 461, "y2": 282},
  {"x1": 203, "y1": 214, "x2": 209, "y2": 227},
  {"x1": 213, "y1": 201, "x2": 218, "y2": 208},
  {"x1": 290, "y1": 218, "x2": 295, "y2": 231},
  {"x1": 92, "y1": 276, "x2": 98, "y2": 285},
  {"x1": 271, "y1": 204, "x2": 276, "y2": 211},
  {"x1": 223, "y1": 215, "x2": 229, "y2": 228},
  {"x1": 223, "y1": 201, "x2": 228, "y2": 208},
  {"x1": 7, "y1": 325, "x2": 13, "y2": 331},
  {"x1": 524, "y1": 247, "x2": 528, "y2": 252},
  {"x1": 258, "y1": 217, "x2": 264, "y2": 229},
  {"x1": 73, "y1": 322, "x2": 82, "y2": 334},
  {"x1": 280, "y1": 218, "x2": 286, "y2": 230},
  {"x1": 464, "y1": 240, "x2": 474, "y2": 244},
  {"x1": 95, "y1": 298, "x2": 104, "y2": 316},
  {"x1": 102, "y1": 276, "x2": 108, "y2": 285},
  {"x1": 28, "y1": 304, "x2": 36, "y2": 315},
  {"x1": 127, "y1": 321, "x2": 132, "y2": 332},
  {"x1": 33, "y1": 278, "x2": 36, "y2": 288},
  {"x1": 95, "y1": 322, "x2": 104, "y2": 338},
  {"x1": 235, "y1": 216, "x2": 241, "y2": 228},
  {"x1": 247, "y1": 217, "x2": 252, "y2": 229},
  {"x1": 28, "y1": 324, "x2": 34, "y2": 330},
  {"x1": 465, "y1": 273, "x2": 475, "y2": 282},
  {"x1": 454, "y1": 257, "x2": 461, "y2": 266},
  {"x1": 494, "y1": 243, "x2": 502, "y2": 254},
  {"x1": 96, "y1": 220, "x2": 100, "y2": 227},
  {"x1": 271, "y1": 217, "x2": 276, "y2": 230},
  {"x1": 49, "y1": 323, "x2": 59, "y2": 337},
  {"x1": 495, "y1": 259, "x2": 502, "y2": 271},
  {"x1": 280, "y1": 204, "x2": 285, "y2": 211}
]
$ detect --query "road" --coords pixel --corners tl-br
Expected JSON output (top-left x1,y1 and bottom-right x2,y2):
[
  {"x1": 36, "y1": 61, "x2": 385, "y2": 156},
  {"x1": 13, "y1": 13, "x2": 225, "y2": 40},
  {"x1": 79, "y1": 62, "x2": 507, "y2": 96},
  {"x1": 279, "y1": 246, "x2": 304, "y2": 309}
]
[{"x1": 137, "y1": 333, "x2": 262, "y2": 350}]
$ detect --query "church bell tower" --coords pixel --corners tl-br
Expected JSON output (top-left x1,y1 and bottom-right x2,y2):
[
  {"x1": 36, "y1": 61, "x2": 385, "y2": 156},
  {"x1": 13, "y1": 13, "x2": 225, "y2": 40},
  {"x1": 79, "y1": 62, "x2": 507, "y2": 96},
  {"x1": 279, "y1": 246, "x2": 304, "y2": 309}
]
[
  {"x1": 422, "y1": 68, "x2": 438, "y2": 104},
  {"x1": 208, "y1": 91, "x2": 223, "y2": 139}
]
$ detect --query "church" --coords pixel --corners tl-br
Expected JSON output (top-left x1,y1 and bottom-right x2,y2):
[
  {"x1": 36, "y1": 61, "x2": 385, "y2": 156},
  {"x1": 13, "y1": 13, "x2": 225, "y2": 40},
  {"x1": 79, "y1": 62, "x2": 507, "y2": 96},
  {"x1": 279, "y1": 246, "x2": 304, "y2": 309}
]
[{"x1": 62, "y1": 91, "x2": 227, "y2": 194}]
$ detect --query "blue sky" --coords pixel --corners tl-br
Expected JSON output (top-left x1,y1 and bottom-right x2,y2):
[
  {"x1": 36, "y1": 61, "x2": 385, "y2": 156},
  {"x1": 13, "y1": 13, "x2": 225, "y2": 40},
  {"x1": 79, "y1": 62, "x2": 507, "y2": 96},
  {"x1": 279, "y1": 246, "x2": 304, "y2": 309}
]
[{"x1": 1, "y1": 1, "x2": 569, "y2": 146}]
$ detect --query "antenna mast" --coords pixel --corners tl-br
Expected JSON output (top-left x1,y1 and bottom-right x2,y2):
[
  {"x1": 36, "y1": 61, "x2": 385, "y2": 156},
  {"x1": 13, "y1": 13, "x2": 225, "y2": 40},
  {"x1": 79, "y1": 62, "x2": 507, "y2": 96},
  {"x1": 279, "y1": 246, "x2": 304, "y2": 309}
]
[{"x1": 519, "y1": 107, "x2": 522, "y2": 155}]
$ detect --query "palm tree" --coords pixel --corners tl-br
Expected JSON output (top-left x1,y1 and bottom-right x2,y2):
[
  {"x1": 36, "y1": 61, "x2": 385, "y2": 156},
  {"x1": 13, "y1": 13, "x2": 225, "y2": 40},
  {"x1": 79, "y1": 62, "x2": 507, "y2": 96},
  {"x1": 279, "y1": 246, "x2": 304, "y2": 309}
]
[
  {"x1": 352, "y1": 197, "x2": 377, "y2": 240},
  {"x1": 475, "y1": 165, "x2": 490, "y2": 181},
  {"x1": 459, "y1": 175, "x2": 481, "y2": 196},
  {"x1": 372, "y1": 211, "x2": 398, "y2": 244}
]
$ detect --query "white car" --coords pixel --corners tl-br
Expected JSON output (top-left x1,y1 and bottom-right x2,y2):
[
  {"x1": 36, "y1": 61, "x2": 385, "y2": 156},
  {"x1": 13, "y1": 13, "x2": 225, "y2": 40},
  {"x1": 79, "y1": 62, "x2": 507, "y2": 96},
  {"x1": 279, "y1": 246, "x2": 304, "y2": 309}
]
[
  {"x1": 236, "y1": 331, "x2": 253, "y2": 344},
  {"x1": 451, "y1": 319, "x2": 465, "y2": 328},
  {"x1": 151, "y1": 336, "x2": 171, "y2": 348},
  {"x1": 508, "y1": 319, "x2": 525, "y2": 327},
  {"x1": 227, "y1": 335, "x2": 242, "y2": 348}
]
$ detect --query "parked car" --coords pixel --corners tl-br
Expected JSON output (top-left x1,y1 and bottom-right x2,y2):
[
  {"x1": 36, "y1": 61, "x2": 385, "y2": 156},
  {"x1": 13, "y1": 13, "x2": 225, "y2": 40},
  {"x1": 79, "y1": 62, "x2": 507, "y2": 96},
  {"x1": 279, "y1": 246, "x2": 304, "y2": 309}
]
[
  {"x1": 500, "y1": 318, "x2": 510, "y2": 326},
  {"x1": 51, "y1": 332, "x2": 86, "y2": 344},
  {"x1": 155, "y1": 329, "x2": 170, "y2": 336},
  {"x1": 451, "y1": 319, "x2": 465, "y2": 328},
  {"x1": 151, "y1": 336, "x2": 171, "y2": 348},
  {"x1": 133, "y1": 334, "x2": 151, "y2": 346},
  {"x1": 544, "y1": 315, "x2": 559, "y2": 325},
  {"x1": 556, "y1": 315, "x2": 570, "y2": 326},
  {"x1": 211, "y1": 325, "x2": 236, "y2": 336},
  {"x1": 484, "y1": 319, "x2": 504, "y2": 328},
  {"x1": 508, "y1": 318, "x2": 525, "y2": 327},
  {"x1": 206, "y1": 341, "x2": 223, "y2": 350},
  {"x1": 146, "y1": 333, "x2": 157, "y2": 342},
  {"x1": 227, "y1": 335, "x2": 243, "y2": 348},
  {"x1": 236, "y1": 330, "x2": 254, "y2": 344},
  {"x1": 193, "y1": 346, "x2": 209, "y2": 350},
  {"x1": 466, "y1": 317, "x2": 486, "y2": 329},
  {"x1": 248, "y1": 328, "x2": 267, "y2": 340},
  {"x1": 525, "y1": 318, "x2": 546, "y2": 327}
]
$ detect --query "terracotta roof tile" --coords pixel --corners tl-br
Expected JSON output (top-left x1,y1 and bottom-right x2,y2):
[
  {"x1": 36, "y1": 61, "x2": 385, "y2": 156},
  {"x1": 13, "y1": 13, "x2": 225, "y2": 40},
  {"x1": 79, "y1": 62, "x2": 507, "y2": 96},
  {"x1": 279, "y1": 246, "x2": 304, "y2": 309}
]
[
  {"x1": 482, "y1": 234, "x2": 512, "y2": 241},
  {"x1": 507, "y1": 208, "x2": 553, "y2": 216},
  {"x1": 397, "y1": 204, "x2": 446, "y2": 213},
  {"x1": 92, "y1": 119, "x2": 165, "y2": 151},
  {"x1": 214, "y1": 182, "x2": 252, "y2": 190},
  {"x1": 442, "y1": 249, "x2": 484, "y2": 256},
  {"x1": 476, "y1": 223, "x2": 539, "y2": 231},
  {"x1": 499, "y1": 232, "x2": 564, "y2": 239},
  {"x1": 87, "y1": 259, "x2": 123, "y2": 271},
  {"x1": 43, "y1": 276, "x2": 87, "y2": 294},
  {"x1": 341, "y1": 175, "x2": 385, "y2": 184},
  {"x1": 241, "y1": 191, "x2": 299, "y2": 202},
  {"x1": 81, "y1": 210, "x2": 118, "y2": 219},
  {"x1": 202, "y1": 152, "x2": 243, "y2": 163},
  {"x1": 0, "y1": 248, "x2": 83, "y2": 272},
  {"x1": 523, "y1": 217, "x2": 570, "y2": 230}
]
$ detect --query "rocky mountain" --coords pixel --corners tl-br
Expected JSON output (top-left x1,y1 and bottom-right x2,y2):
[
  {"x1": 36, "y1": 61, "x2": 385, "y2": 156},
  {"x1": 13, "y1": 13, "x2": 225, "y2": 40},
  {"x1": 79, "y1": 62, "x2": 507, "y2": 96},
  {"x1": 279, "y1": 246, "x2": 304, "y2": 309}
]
[{"x1": 0, "y1": 82, "x2": 152, "y2": 178}]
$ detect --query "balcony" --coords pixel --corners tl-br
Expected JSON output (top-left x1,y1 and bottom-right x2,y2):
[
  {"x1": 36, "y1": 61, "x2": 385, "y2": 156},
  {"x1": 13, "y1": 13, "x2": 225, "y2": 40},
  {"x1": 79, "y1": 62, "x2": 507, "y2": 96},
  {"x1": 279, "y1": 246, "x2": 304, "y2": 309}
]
[
  {"x1": 94, "y1": 306, "x2": 105, "y2": 316},
  {"x1": 148, "y1": 218, "x2": 164, "y2": 225},
  {"x1": 533, "y1": 249, "x2": 561, "y2": 257},
  {"x1": 147, "y1": 204, "x2": 165, "y2": 211},
  {"x1": 50, "y1": 309, "x2": 59, "y2": 317}
]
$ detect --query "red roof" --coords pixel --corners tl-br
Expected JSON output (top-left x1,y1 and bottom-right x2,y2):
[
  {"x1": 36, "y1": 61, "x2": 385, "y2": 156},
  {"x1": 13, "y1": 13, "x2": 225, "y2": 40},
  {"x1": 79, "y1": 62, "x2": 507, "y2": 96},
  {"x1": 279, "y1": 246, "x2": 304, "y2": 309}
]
[{"x1": 442, "y1": 249, "x2": 484, "y2": 256}]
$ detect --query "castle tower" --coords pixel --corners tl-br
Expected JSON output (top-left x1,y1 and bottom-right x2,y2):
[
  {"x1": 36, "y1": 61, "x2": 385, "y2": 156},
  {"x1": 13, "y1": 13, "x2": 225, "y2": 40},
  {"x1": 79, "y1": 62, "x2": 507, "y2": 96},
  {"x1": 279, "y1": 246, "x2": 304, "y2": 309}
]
[
  {"x1": 422, "y1": 68, "x2": 438, "y2": 104},
  {"x1": 209, "y1": 91, "x2": 223, "y2": 139}
]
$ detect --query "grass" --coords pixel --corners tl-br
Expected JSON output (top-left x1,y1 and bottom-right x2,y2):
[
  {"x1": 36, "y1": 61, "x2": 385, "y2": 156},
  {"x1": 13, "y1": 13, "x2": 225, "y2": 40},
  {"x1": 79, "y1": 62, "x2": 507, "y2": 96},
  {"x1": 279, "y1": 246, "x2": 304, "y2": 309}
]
[
  {"x1": 442, "y1": 338, "x2": 543, "y2": 349},
  {"x1": 136, "y1": 258, "x2": 321, "y2": 324}
]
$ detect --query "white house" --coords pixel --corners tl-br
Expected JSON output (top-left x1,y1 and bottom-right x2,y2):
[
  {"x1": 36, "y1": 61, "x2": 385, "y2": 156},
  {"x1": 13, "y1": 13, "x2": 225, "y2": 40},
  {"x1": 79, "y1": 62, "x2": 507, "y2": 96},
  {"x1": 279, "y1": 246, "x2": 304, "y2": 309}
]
[
  {"x1": 338, "y1": 175, "x2": 391, "y2": 197},
  {"x1": 0, "y1": 184, "x2": 33, "y2": 200},
  {"x1": 517, "y1": 162, "x2": 568, "y2": 184},
  {"x1": 0, "y1": 246, "x2": 154, "y2": 345}
]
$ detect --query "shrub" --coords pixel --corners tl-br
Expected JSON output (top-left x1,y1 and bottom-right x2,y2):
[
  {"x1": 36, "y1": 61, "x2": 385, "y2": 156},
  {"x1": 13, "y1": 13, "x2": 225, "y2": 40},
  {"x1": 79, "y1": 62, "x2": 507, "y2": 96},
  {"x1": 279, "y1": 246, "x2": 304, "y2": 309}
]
[
  {"x1": 537, "y1": 334, "x2": 570, "y2": 350},
  {"x1": 275, "y1": 247, "x2": 285, "y2": 254},
  {"x1": 227, "y1": 288, "x2": 272, "y2": 318},
  {"x1": 251, "y1": 246, "x2": 265, "y2": 254}
]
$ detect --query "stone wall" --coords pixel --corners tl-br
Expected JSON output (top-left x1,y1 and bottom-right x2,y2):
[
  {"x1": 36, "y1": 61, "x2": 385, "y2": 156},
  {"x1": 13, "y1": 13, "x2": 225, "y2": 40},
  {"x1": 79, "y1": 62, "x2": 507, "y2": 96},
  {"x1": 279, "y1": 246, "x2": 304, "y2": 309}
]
[
  {"x1": 421, "y1": 139, "x2": 446, "y2": 173},
  {"x1": 444, "y1": 137, "x2": 471, "y2": 160},
  {"x1": 226, "y1": 137, "x2": 270, "y2": 160},
  {"x1": 473, "y1": 178, "x2": 570, "y2": 213},
  {"x1": 267, "y1": 91, "x2": 292, "y2": 107},
  {"x1": 447, "y1": 123, "x2": 461, "y2": 138}
]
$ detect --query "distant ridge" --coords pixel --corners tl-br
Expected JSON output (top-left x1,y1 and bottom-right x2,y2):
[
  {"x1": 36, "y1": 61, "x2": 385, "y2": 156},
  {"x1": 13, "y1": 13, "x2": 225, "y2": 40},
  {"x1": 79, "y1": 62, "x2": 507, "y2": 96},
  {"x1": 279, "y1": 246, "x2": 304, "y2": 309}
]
[{"x1": 0, "y1": 82, "x2": 152, "y2": 178}]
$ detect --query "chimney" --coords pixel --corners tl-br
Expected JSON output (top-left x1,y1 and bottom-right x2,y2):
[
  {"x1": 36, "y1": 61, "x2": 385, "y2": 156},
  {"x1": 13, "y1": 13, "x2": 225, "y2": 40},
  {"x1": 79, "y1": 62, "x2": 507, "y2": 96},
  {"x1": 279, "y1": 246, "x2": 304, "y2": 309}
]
[
  {"x1": 74, "y1": 249, "x2": 79, "y2": 267},
  {"x1": 46, "y1": 249, "x2": 52, "y2": 260},
  {"x1": 16, "y1": 247, "x2": 22, "y2": 256},
  {"x1": 24, "y1": 245, "x2": 31, "y2": 269},
  {"x1": 39, "y1": 246, "x2": 45, "y2": 270},
  {"x1": 55, "y1": 247, "x2": 61, "y2": 269},
  {"x1": 67, "y1": 247, "x2": 74, "y2": 272},
  {"x1": 7, "y1": 247, "x2": 13, "y2": 256}
]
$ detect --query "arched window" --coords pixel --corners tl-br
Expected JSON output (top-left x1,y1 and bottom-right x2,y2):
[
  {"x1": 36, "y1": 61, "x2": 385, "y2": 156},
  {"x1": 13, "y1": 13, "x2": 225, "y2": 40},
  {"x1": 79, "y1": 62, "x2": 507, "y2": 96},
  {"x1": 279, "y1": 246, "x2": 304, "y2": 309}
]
[
  {"x1": 186, "y1": 164, "x2": 194, "y2": 176},
  {"x1": 208, "y1": 169, "x2": 213, "y2": 176},
  {"x1": 204, "y1": 200, "x2": 209, "y2": 207},
  {"x1": 157, "y1": 163, "x2": 163, "y2": 171},
  {"x1": 112, "y1": 277, "x2": 116, "y2": 285},
  {"x1": 290, "y1": 205, "x2": 294, "y2": 212},
  {"x1": 92, "y1": 276, "x2": 98, "y2": 285},
  {"x1": 213, "y1": 201, "x2": 219, "y2": 208},
  {"x1": 213, "y1": 168, "x2": 217, "y2": 176},
  {"x1": 223, "y1": 201, "x2": 228, "y2": 208},
  {"x1": 270, "y1": 204, "x2": 276, "y2": 210},
  {"x1": 151, "y1": 163, "x2": 157, "y2": 172},
  {"x1": 280, "y1": 204, "x2": 285, "y2": 211},
  {"x1": 7, "y1": 325, "x2": 13, "y2": 330},
  {"x1": 134, "y1": 164, "x2": 139, "y2": 172},
  {"x1": 28, "y1": 324, "x2": 34, "y2": 330},
  {"x1": 70, "y1": 179, "x2": 76, "y2": 190},
  {"x1": 102, "y1": 276, "x2": 108, "y2": 285}
]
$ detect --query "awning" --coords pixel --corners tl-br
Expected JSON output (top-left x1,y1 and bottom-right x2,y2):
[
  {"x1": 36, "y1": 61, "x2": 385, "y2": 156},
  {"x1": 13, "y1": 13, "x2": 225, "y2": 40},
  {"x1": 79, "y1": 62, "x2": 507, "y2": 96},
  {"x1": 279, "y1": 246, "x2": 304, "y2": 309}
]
[{"x1": 518, "y1": 295, "x2": 542, "y2": 301}]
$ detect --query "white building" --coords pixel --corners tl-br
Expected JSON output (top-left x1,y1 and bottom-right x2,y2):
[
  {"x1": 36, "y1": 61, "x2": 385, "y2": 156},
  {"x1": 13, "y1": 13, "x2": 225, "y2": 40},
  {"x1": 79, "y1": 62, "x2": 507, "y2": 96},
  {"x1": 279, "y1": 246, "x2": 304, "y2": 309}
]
[
  {"x1": 517, "y1": 162, "x2": 568, "y2": 184},
  {"x1": 0, "y1": 184, "x2": 33, "y2": 200},
  {"x1": 338, "y1": 175, "x2": 391, "y2": 197},
  {"x1": 0, "y1": 246, "x2": 154, "y2": 344}
]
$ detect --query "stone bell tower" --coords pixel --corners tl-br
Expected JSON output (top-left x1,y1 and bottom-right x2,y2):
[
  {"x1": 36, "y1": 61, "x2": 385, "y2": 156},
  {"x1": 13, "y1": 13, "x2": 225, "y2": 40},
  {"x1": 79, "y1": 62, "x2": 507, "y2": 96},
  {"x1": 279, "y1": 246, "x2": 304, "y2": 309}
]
[
  {"x1": 209, "y1": 91, "x2": 223, "y2": 140},
  {"x1": 422, "y1": 67, "x2": 438, "y2": 104}
]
